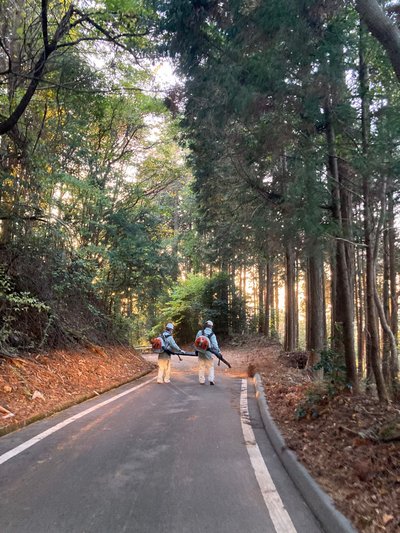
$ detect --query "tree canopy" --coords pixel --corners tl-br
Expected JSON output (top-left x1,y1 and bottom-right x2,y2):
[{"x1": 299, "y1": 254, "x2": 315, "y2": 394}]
[{"x1": 0, "y1": 0, "x2": 399, "y2": 402}]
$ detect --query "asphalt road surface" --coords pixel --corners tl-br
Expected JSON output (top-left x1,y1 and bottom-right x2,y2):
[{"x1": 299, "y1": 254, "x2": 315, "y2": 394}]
[{"x1": 0, "y1": 355, "x2": 324, "y2": 533}]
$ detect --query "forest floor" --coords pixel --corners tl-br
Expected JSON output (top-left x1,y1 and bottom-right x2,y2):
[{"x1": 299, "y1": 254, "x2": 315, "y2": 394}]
[{"x1": 0, "y1": 338, "x2": 399, "y2": 533}]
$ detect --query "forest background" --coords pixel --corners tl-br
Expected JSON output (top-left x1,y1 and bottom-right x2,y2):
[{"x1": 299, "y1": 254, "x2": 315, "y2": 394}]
[{"x1": 0, "y1": 0, "x2": 400, "y2": 406}]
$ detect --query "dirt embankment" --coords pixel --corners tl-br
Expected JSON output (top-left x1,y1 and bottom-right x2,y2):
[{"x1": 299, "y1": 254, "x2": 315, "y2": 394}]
[
  {"x1": 0, "y1": 344, "x2": 155, "y2": 434},
  {"x1": 226, "y1": 338, "x2": 400, "y2": 533}
]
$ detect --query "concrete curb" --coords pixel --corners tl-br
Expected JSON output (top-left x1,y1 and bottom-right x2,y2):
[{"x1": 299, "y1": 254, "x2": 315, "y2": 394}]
[{"x1": 253, "y1": 373, "x2": 358, "y2": 533}]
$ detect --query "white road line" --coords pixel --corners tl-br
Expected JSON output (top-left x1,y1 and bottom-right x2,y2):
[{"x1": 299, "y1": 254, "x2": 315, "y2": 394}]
[
  {"x1": 240, "y1": 378, "x2": 297, "y2": 533},
  {"x1": 0, "y1": 377, "x2": 156, "y2": 466}
]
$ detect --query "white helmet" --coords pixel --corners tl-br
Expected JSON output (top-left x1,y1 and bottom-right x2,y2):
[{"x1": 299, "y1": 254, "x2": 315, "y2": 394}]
[
  {"x1": 166, "y1": 322, "x2": 174, "y2": 330},
  {"x1": 205, "y1": 320, "x2": 213, "y2": 327}
]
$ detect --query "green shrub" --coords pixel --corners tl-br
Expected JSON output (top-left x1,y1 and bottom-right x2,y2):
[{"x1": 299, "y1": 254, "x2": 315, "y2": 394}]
[
  {"x1": 313, "y1": 348, "x2": 347, "y2": 386},
  {"x1": 0, "y1": 269, "x2": 51, "y2": 353},
  {"x1": 294, "y1": 381, "x2": 337, "y2": 420}
]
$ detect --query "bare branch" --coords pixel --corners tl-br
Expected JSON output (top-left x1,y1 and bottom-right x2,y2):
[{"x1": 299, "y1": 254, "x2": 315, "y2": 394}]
[{"x1": 41, "y1": 0, "x2": 49, "y2": 50}]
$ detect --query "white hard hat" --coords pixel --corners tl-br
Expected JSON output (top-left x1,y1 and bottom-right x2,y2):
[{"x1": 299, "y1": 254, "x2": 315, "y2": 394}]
[
  {"x1": 205, "y1": 320, "x2": 213, "y2": 327},
  {"x1": 166, "y1": 322, "x2": 174, "y2": 330}
]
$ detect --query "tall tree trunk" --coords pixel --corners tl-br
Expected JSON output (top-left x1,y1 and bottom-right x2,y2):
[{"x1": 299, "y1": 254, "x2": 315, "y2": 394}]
[
  {"x1": 325, "y1": 103, "x2": 358, "y2": 390},
  {"x1": 330, "y1": 248, "x2": 336, "y2": 346},
  {"x1": 360, "y1": 21, "x2": 388, "y2": 402},
  {"x1": 274, "y1": 274, "x2": 280, "y2": 335},
  {"x1": 382, "y1": 223, "x2": 391, "y2": 384},
  {"x1": 306, "y1": 245, "x2": 326, "y2": 377},
  {"x1": 306, "y1": 261, "x2": 311, "y2": 351},
  {"x1": 388, "y1": 189, "x2": 399, "y2": 394},
  {"x1": 284, "y1": 241, "x2": 296, "y2": 352},
  {"x1": 265, "y1": 259, "x2": 273, "y2": 336},
  {"x1": 219, "y1": 258, "x2": 229, "y2": 336},
  {"x1": 372, "y1": 181, "x2": 398, "y2": 400},
  {"x1": 295, "y1": 255, "x2": 300, "y2": 349},
  {"x1": 356, "y1": 245, "x2": 365, "y2": 376},
  {"x1": 258, "y1": 261, "x2": 265, "y2": 333},
  {"x1": 363, "y1": 250, "x2": 373, "y2": 389},
  {"x1": 242, "y1": 267, "x2": 247, "y2": 305},
  {"x1": 230, "y1": 263, "x2": 236, "y2": 332}
]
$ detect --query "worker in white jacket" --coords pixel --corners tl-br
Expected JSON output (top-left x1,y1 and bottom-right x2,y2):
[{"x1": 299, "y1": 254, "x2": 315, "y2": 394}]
[
  {"x1": 195, "y1": 320, "x2": 221, "y2": 385},
  {"x1": 157, "y1": 323, "x2": 183, "y2": 384}
]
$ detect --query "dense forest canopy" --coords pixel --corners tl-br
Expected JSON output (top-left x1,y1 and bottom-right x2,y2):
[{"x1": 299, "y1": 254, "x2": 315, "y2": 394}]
[{"x1": 0, "y1": 0, "x2": 399, "y2": 402}]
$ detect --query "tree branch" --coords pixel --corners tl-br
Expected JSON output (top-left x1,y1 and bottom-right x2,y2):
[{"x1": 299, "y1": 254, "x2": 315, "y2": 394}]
[
  {"x1": 0, "y1": 3, "x2": 149, "y2": 136},
  {"x1": 355, "y1": 0, "x2": 400, "y2": 82},
  {"x1": 41, "y1": 0, "x2": 49, "y2": 50},
  {"x1": 0, "y1": 4, "x2": 74, "y2": 136}
]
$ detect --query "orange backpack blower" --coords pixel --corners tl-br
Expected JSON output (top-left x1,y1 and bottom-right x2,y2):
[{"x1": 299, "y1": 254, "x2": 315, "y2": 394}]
[
  {"x1": 194, "y1": 335, "x2": 210, "y2": 352},
  {"x1": 150, "y1": 336, "x2": 165, "y2": 353}
]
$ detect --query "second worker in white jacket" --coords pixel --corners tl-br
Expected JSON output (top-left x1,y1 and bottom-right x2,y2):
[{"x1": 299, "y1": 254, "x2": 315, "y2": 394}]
[{"x1": 195, "y1": 320, "x2": 221, "y2": 386}]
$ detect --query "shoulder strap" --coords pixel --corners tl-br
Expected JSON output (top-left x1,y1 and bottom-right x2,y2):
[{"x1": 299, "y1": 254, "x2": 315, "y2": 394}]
[{"x1": 202, "y1": 330, "x2": 214, "y2": 340}]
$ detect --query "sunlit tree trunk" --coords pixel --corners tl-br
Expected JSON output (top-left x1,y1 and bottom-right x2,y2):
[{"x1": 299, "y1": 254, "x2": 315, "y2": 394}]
[
  {"x1": 284, "y1": 241, "x2": 296, "y2": 351},
  {"x1": 264, "y1": 260, "x2": 273, "y2": 336},
  {"x1": 306, "y1": 243, "x2": 326, "y2": 358},
  {"x1": 274, "y1": 273, "x2": 280, "y2": 335},
  {"x1": 241, "y1": 266, "x2": 247, "y2": 306},
  {"x1": 258, "y1": 261, "x2": 264, "y2": 334},
  {"x1": 295, "y1": 255, "x2": 300, "y2": 349}
]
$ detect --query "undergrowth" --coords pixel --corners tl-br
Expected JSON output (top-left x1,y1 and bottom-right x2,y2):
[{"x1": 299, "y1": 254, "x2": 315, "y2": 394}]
[{"x1": 295, "y1": 348, "x2": 350, "y2": 420}]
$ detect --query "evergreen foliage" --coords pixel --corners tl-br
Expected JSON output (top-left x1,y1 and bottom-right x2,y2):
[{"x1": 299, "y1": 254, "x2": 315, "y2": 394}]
[
  {"x1": 0, "y1": 0, "x2": 399, "y2": 403},
  {"x1": 154, "y1": 0, "x2": 400, "y2": 397}
]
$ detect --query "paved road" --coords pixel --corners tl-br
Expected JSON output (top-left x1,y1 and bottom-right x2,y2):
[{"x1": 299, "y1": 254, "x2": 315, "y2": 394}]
[{"x1": 0, "y1": 356, "x2": 323, "y2": 533}]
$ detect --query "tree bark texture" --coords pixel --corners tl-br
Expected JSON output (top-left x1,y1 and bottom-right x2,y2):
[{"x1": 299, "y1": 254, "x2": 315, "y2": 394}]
[
  {"x1": 258, "y1": 261, "x2": 265, "y2": 334},
  {"x1": 325, "y1": 103, "x2": 358, "y2": 390},
  {"x1": 284, "y1": 241, "x2": 296, "y2": 352},
  {"x1": 264, "y1": 260, "x2": 273, "y2": 336},
  {"x1": 382, "y1": 225, "x2": 391, "y2": 384},
  {"x1": 274, "y1": 276, "x2": 280, "y2": 334},
  {"x1": 306, "y1": 245, "x2": 326, "y2": 382},
  {"x1": 359, "y1": 24, "x2": 389, "y2": 402},
  {"x1": 355, "y1": 246, "x2": 365, "y2": 376}
]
